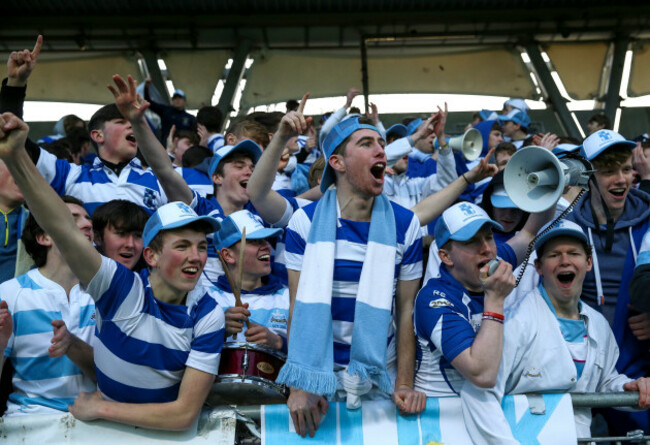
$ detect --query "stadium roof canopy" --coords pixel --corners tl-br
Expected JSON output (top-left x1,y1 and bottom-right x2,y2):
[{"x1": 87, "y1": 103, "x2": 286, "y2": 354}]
[{"x1": 4, "y1": 0, "x2": 650, "y2": 137}]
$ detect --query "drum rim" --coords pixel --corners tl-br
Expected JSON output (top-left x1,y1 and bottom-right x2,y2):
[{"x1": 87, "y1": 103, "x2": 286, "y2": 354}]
[
  {"x1": 221, "y1": 341, "x2": 287, "y2": 360},
  {"x1": 214, "y1": 374, "x2": 289, "y2": 396}
]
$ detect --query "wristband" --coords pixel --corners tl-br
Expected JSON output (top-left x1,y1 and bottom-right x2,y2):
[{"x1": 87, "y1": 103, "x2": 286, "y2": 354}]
[
  {"x1": 462, "y1": 173, "x2": 471, "y2": 184},
  {"x1": 439, "y1": 142, "x2": 449, "y2": 149},
  {"x1": 482, "y1": 315, "x2": 503, "y2": 324},
  {"x1": 482, "y1": 311, "x2": 504, "y2": 321}
]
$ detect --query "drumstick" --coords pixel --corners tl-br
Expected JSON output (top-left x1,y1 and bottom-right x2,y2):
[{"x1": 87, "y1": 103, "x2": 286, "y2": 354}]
[
  {"x1": 217, "y1": 249, "x2": 247, "y2": 340},
  {"x1": 237, "y1": 227, "x2": 246, "y2": 303}
]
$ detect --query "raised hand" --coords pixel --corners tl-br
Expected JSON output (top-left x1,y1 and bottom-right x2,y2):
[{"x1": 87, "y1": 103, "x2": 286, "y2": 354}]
[
  {"x1": 0, "y1": 113, "x2": 29, "y2": 158},
  {"x1": 107, "y1": 74, "x2": 150, "y2": 122},
  {"x1": 276, "y1": 92, "x2": 310, "y2": 139},
  {"x1": 465, "y1": 147, "x2": 498, "y2": 184},
  {"x1": 345, "y1": 88, "x2": 361, "y2": 109},
  {"x1": 433, "y1": 103, "x2": 448, "y2": 142},
  {"x1": 7, "y1": 35, "x2": 43, "y2": 87}
]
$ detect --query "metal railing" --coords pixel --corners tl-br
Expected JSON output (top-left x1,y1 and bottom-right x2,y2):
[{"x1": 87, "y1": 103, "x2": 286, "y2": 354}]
[{"x1": 234, "y1": 392, "x2": 650, "y2": 444}]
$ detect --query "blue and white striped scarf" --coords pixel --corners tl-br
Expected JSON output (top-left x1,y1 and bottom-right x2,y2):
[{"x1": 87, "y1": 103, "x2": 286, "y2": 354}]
[{"x1": 277, "y1": 188, "x2": 396, "y2": 397}]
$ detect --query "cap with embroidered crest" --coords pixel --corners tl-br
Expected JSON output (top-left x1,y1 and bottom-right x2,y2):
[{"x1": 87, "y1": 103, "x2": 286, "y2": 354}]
[
  {"x1": 435, "y1": 202, "x2": 503, "y2": 247},
  {"x1": 579, "y1": 129, "x2": 636, "y2": 161},
  {"x1": 142, "y1": 201, "x2": 221, "y2": 248}
]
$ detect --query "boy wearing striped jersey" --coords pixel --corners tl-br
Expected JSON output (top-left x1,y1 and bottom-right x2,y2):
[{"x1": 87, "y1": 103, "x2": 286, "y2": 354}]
[
  {"x1": 212, "y1": 210, "x2": 288, "y2": 351},
  {"x1": 278, "y1": 115, "x2": 425, "y2": 438},
  {"x1": 0, "y1": 113, "x2": 225, "y2": 431},
  {"x1": 0, "y1": 36, "x2": 210, "y2": 216},
  {"x1": 0, "y1": 196, "x2": 96, "y2": 416},
  {"x1": 413, "y1": 202, "x2": 516, "y2": 397},
  {"x1": 107, "y1": 75, "x2": 302, "y2": 286}
]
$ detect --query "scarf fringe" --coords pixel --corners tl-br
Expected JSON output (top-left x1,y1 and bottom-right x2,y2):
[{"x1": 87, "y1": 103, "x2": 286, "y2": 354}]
[{"x1": 277, "y1": 361, "x2": 338, "y2": 397}]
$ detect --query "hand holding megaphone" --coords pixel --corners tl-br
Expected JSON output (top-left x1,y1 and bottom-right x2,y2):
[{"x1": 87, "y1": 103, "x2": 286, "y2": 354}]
[{"x1": 503, "y1": 146, "x2": 593, "y2": 213}]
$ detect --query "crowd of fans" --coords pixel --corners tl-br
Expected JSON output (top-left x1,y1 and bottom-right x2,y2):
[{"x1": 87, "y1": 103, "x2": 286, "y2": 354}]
[{"x1": 1, "y1": 35, "x2": 650, "y2": 441}]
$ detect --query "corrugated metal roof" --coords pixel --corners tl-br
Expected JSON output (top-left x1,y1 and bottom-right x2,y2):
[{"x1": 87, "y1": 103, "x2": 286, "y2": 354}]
[{"x1": 3, "y1": 1, "x2": 650, "y2": 53}]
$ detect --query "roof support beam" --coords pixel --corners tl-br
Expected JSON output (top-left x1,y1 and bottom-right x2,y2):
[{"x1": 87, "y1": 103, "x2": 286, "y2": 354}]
[
  {"x1": 141, "y1": 49, "x2": 169, "y2": 104},
  {"x1": 361, "y1": 37, "x2": 370, "y2": 114},
  {"x1": 603, "y1": 35, "x2": 629, "y2": 126},
  {"x1": 217, "y1": 39, "x2": 251, "y2": 128},
  {"x1": 524, "y1": 43, "x2": 582, "y2": 140}
]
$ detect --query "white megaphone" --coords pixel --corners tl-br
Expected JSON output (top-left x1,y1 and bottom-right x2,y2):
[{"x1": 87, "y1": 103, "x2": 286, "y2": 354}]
[
  {"x1": 448, "y1": 128, "x2": 483, "y2": 161},
  {"x1": 503, "y1": 146, "x2": 593, "y2": 213}
]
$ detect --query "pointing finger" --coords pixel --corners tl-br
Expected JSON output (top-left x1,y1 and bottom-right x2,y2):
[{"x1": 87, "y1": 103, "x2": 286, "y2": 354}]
[{"x1": 298, "y1": 92, "x2": 310, "y2": 115}]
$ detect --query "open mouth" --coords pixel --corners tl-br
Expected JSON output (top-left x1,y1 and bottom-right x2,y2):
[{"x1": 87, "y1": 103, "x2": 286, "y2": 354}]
[
  {"x1": 119, "y1": 252, "x2": 134, "y2": 259},
  {"x1": 370, "y1": 162, "x2": 386, "y2": 180},
  {"x1": 609, "y1": 188, "x2": 626, "y2": 198},
  {"x1": 126, "y1": 134, "x2": 136, "y2": 143},
  {"x1": 557, "y1": 271, "x2": 576, "y2": 287},
  {"x1": 182, "y1": 266, "x2": 199, "y2": 277},
  {"x1": 477, "y1": 260, "x2": 491, "y2": 271},
  {"x1": 258, "y1": 254, "x2": 270, "y2": 262}
]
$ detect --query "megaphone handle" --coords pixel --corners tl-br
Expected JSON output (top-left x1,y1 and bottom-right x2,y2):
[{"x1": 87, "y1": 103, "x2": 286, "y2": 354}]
[{"x1": 513, "y1": 188, "x2": 587, "y2": 287}]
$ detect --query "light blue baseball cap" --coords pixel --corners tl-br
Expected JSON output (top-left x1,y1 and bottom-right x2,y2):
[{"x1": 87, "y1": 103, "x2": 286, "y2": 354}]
[
  {"x1": 535, "y1": 219, "x2": 589, "y2": 255},
  {"x1": 435, "y1": 202, "x2": 503, "y2": 247},
  {"x1": 208, "y1": 139, "x2": 263, "y2": 178},
  {"x1": 580, "y1": 129, "x2": 636, "y2": 161},
  {"x1": 214, "y1": 210, "x2": 283, "y2": 251},
  {"x1": 142, "y1": 201, "x2": 221, "y2": 247},
  {"x1": 386, "y1": 124, "x2": 408, "y2": 140},
  {"x1": 490, "y1": 185, "x2": 518, "y2": 209},
  {"x1": 498, "y1": 109, "x2": 531, "y2": 128}
]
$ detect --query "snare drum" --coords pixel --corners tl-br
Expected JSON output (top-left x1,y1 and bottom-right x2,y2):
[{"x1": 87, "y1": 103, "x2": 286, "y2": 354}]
[{"x1": 208, "y1": 342, "x2": 289, "y2": 406}]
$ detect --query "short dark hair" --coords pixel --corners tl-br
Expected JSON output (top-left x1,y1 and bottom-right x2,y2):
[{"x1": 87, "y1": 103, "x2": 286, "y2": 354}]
[
  {"x1": 66, "y1": 126, "x2": 91, "y2": 156},
  {"x1": 494, "y1": 142, "x2": 516, "y2": 158},
  {"x1": 92, "y1": 200, "x2": 148, "y2": 246},
  {"x1": 588, "y1": 113, "x2": 611, "y2": 130},
  {"x1": 286, "y1": 99, "x2": 299, "y2": 112},
  {"x1": 147, "y1": 220, "x2": 214, "y2": 254},
  {"x1": 42, "y1": 139, "x2": 74, "y2": 162},
  {"x1": 23, "y1": 196, "x2": 86, "y2": 267},
  {"x1": 196, "y1": 106, "x2": 223, "y2": 133},
  {"x1": 592, "y1": 145, "x2": 633, "y2": 170},
  {"x1": 182, "y1": 145, "x2": 213, "y2": 168},
  {"x1": 246, "y1": 111, "x2": 284, "y2": 134},
  {"x1": 174, "y1": 129, "x2": 200, "y2": 146},
  {"x1": 88, "y1": 104, "x2": 124, "y2": 150}
]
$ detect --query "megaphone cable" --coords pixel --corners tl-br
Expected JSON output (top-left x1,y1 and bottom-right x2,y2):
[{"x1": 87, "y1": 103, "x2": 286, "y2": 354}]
[{"x1": 513, "y1": 188, "x2": 587, "y2": 287}]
